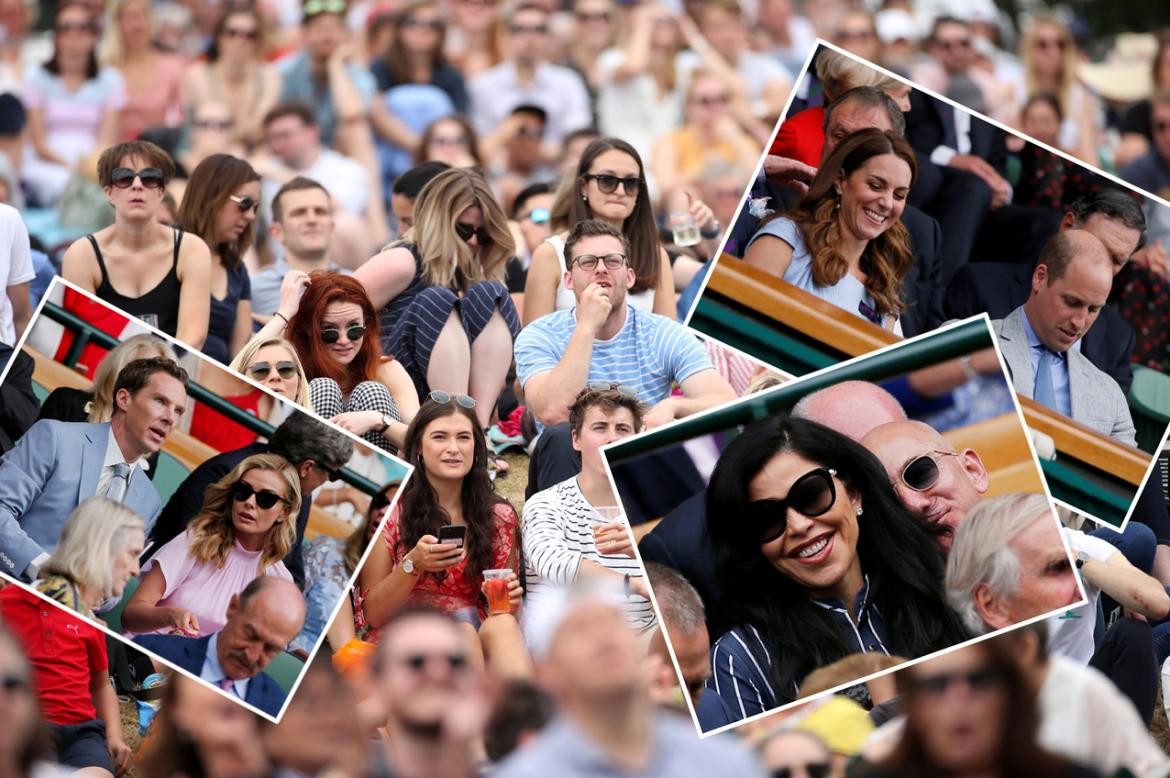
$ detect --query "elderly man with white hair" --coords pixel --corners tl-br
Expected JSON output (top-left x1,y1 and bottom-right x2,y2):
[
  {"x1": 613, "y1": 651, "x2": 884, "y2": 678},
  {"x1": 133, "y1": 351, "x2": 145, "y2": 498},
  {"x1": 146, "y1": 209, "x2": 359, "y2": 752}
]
[{"x1": 945, "y1": 493, "x2": 1169, "y2": 724}]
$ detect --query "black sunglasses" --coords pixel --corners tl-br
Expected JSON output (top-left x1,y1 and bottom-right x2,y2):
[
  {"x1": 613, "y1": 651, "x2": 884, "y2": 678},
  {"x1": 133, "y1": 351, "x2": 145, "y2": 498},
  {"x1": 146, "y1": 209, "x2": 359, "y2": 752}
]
[
  {"x1": 231, "y1": 479, "x2": 287, "y2": 510},
  {"x1": 894, "y1": 451, "x2": 961, "y2": 492},
  {"x1": 741, "y1": 468, "x2": 838, "y2": 545},
  {"x1": 111, "y1": 167, "x2": 165, "y2": 189},
  {"x1": 321, "y1": 324, "x2": 366, "y2": 344},
  {"x1": 906, "y1": 667, "x2": 1005, "y2": 697},
  {"x1": 428, "y1": 390, "x2": 476, "y2": 408},
  {"x1": 583, "y1": 173, "x2": 641, "y2": 196},
  {"x1": 400, "y1": 652, "x2": 469, "y2": 674},
  {"x1": 247, "y1": 360, "x2": 297, "y2": 380},
  {"x1": 454, "y1": 221, "x2": 491, "y2": 244},
  {"x1": 229, "y1": 194, "x2": 259, "y2": 214},
  {"x1": 313, "y1": 460, "x2": 342, "y2": 482},
  {"x1": 370, "y1": 491, "x2": 392, "y2": 512},
  {"x1": 773, "y1": 765, "x2": 831, "y2": 778}
]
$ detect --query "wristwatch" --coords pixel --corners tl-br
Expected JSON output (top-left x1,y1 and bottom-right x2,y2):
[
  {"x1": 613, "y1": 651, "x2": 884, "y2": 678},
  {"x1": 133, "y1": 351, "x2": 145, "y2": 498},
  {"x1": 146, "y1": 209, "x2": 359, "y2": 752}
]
[
  {"x1": 401, "y1": 556, "x2": 419, "y2": 575},
  {"x1": 1074, "y1": 551, "x2": 1090, "y2": 570},
  {"x1": 377, "y1": 414, "x2": 391, "y2": 435}
]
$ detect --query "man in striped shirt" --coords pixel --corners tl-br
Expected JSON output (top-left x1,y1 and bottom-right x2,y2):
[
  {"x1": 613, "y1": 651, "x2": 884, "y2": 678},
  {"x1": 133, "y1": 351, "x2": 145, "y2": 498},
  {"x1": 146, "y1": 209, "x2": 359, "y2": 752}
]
[
  {"x1": 515, "y1": 219, "x2": 737, "y2": 493},
  {"x1": 521, "y1": 386, "x2": 654, "y2": 635}
]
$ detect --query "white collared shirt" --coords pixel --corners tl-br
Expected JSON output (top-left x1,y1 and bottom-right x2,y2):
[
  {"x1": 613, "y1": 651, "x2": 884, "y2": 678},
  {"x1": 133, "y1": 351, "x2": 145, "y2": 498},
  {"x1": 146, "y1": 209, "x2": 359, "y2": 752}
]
[
  {"x1": 95, "y1": 426, "x2": 145, "y2": 497},
  {"x1": 199, "y1": 632, "x2": 251, "y2": 701}
]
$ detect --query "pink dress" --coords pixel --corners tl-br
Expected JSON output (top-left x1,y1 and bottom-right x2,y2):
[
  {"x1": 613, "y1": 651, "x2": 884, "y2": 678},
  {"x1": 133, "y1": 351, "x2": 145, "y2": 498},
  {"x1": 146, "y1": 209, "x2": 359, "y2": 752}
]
[{"x1": 127, "y1": 529, "x2": 292, "y2": 638}]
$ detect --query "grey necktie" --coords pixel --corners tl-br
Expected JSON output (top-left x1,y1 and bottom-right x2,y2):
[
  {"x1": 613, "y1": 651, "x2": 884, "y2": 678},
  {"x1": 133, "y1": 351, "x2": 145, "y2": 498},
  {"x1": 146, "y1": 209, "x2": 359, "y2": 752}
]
[
  {"x1": 1033, "y1": 347, "x2": 1058, "y2": 409},
  {"x1": 103, "y1": 462, "x2": 132, "y2": 503}
]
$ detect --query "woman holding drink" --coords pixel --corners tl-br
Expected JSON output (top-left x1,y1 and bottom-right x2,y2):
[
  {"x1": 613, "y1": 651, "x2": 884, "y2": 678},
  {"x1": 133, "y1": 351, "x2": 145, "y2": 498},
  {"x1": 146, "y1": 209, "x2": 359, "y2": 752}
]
[
  {"x1": 520, "y1": 384, "x2": 655, "y2": 633},
  {"x1": 356, "y1": 396, "x2": 531, "y2": 678}
]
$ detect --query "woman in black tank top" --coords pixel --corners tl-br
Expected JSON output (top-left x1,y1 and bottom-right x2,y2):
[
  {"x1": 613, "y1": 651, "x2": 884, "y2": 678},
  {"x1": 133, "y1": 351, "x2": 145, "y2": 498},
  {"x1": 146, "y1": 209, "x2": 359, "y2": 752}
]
[{"x1": 62, "y1": 140, "x2": 212, "y2": 350}]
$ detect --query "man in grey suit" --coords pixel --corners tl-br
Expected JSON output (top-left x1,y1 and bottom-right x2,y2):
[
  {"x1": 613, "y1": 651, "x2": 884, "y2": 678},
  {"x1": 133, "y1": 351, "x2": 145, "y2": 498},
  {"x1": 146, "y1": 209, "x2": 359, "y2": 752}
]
[
  {"x1": 992, "y1": 230, "x2": 1137, "y2": 447},
  {"x1": 0, "y1": 356, "x2": 188, "y2": 581}
]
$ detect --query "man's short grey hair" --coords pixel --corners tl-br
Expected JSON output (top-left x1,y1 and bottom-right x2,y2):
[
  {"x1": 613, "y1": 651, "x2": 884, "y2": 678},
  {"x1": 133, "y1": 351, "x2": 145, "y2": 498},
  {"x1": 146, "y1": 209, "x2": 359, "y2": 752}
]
[
  {"x1": 945, "y1": 493, "x2": 1053, "y2": 635},
  {"x1": 823, "y1": 86, "x2": 906, "y2": 138},
  {"x1": 644, "y1": 562, "x2": 705, "y2": 634},
  {"x1": 270, "y1": 410, "x2": 354, "y2": 468}
]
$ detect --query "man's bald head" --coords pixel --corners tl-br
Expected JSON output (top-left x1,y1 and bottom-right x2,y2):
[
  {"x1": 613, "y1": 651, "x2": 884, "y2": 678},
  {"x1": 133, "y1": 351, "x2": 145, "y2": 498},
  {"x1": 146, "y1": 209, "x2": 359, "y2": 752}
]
[
  {"x1": 217, "y1": 577, "x2": 307, "y2": 680},
  {"x1": 861, "y1": 420, "x2": 989, "y2": 549},
  {"x1": 791, "y1": 381, "x2": 907, "y2": 441}
]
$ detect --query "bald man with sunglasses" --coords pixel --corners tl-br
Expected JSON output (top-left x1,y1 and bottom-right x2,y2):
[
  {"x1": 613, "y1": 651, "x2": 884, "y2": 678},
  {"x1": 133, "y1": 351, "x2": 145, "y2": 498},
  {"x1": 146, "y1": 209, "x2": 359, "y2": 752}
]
[{"x1": 860, "y1": 420, "x2": 989, "y2": 548}]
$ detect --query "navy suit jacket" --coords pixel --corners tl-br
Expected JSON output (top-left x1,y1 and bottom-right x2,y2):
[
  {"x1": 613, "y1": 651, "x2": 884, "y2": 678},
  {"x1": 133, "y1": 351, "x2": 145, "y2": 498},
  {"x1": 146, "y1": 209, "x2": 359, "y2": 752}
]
[
  {"x1": 905, "y1": 89, "x2": 1009, "y2": 176},
  {"x1": 133, "y1": 633, "x2": 287, "y2": 717},
  {"x1": 147, "y1": 442, "x2": 311, "y2": 588},
  {"x1": 944, "y1": 260, "x2": 1135, "y2": 393}
]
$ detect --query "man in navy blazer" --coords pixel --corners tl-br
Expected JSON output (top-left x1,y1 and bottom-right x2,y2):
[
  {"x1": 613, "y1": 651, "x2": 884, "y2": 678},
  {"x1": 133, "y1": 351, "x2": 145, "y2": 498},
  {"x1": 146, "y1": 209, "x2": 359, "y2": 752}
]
[
  {"x1": 0, "y1": 357, "x2": 188, "y2": 581},
  {"x1": 134, "y1": 576, "x2": 306, "y2": 718}
]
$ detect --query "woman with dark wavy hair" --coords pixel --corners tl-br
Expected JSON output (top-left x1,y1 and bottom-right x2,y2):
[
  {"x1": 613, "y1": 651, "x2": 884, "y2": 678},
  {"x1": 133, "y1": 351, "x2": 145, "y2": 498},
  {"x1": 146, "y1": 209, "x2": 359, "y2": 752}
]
[
  {"x1": 703, "y1": 415, "x2": 969, "y2": 724},
  {"x1": 356, "y1": 398, "x2": 531, "y2": 677},
  {"x1": 744, "y1": 128, "x2": 917, "y2": 334},
  {"x1": 853, "y1": 639, "x2": 1098, "y2": 778}
]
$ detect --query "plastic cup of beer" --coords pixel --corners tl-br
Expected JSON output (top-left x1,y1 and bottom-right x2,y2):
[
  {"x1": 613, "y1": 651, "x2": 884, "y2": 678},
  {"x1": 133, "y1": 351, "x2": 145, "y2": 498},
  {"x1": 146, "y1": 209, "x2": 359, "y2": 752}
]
[
  {"x1": 592, "y1": 506, "x2": 623, "y2": 553},
  {"x1": 483, "y1": 569, "x2": 512, "y2": 615},
  {"x1": 668, "y1": 211, "x2": 702, "y2": 247}
]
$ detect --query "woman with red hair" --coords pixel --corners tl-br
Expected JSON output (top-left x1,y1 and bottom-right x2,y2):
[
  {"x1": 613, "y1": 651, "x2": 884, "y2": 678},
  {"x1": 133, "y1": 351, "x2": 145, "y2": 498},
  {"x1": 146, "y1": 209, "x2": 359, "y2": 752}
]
[{"x1": 259, "y1": 269, "x2": 418, "y2": 453}]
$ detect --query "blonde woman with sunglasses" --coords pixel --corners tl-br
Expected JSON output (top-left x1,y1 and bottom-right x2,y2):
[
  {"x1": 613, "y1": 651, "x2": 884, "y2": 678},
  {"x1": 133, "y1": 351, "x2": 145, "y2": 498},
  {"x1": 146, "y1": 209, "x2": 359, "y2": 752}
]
[
  {"x1": 229, "y1": 336, "x2": 312, "y2": 408},
  {"x1": 121, "y1": 453, "x2": 301, "y2": 638}
]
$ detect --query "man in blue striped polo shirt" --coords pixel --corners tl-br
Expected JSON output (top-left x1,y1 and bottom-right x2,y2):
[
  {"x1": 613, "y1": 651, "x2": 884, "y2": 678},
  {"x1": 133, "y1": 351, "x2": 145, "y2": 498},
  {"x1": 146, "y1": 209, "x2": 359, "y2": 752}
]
[{"x1": 515, "y1": 219, "x2": 737, "y2": 494}]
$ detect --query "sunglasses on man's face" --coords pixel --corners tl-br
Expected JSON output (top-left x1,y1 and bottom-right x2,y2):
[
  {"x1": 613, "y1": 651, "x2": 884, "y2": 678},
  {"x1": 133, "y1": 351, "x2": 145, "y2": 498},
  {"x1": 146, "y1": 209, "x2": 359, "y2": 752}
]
[
  {"x1": 583, "y1": 173, "x2": 641, "y2": 196},
  {"x1": 313, "y1": 460, "x2": 343, "y2": 481},
  {"x1": 772, "y1": 765, "x2": 831, "y2": 778},
  {"x1": 454, "y1": 221, "x2": 491, "y2": 244},
  {"x1": 370, "y1": 490, "x2": 393, "y2": 512},
  {"x1": 229, "y1": 195, "x2": 260, "y2": 214},
  {"x1": 321, "y1": 324, "x2": 366, "y2": 344},
  {"x1": 741, "y1": 468, "x2": 838, "y2": 545},
  {"x1": 893, "y1": 451, "x2": 961, "y2": 492},
  {"x1": 398, "y1": 651, "x2": 469, "y2": 674},
  {"x1": 231, "y1": 479, "x2": 287, "y2": 510},
  {"x1": 111, "y1": 167, "x2": 165, "y2": 189},
  {"x1": 247, "y1": 361, "x2": 297, "y2": 381},
  {"x1": 519, "y1": 206, "x2": 550, "y2": 224}
]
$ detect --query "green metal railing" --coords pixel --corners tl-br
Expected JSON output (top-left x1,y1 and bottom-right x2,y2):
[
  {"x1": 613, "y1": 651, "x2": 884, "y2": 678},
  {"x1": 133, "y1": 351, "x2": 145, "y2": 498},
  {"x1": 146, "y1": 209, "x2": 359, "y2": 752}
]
[
  {"x1": 42, "y1": 301, "x2": 380, "y2": 494},
  {"x1": 690, "y1": 297, "x2": 843, "y2": 375},
  {"x1": 607, "y1": 319, "x2": 992, "y2": 463}
]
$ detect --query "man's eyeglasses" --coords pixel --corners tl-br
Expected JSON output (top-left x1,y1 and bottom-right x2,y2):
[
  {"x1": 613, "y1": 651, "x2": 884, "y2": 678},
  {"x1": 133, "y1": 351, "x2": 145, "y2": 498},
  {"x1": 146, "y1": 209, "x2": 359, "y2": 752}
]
[
  {"x1": 247, "y1": 361, "x2": 297, "y2": 381},
  {"x1": 571, "y1": 253, "x2": 627, "y2": 271},
  {"x1": 321, "y1": 325, "x2": 366, "y2": 344},
  {"x1": 231, "y1": 479, "x2": 288, "y2": 510},
  {"x1": 229, "y1": 195, "x2": 259, "y2": 214},
  {"x1": 111, "y1": 167, "x2": 165, "y2": 189},
  {"x1": 582, "y1": 173, "x2": 641, "y2": 196},
  {"x1": 455, "y1": 221, "x2": 492, "y2": 244},
  {"x1": 905, "y1": 667, "x2": 1005, "y2": 697},
  {"x1": 740, "y1": 468, "x2": 838, "y2": 545},
  {"x1": 429, "y1": 390, "x2": 476, "y2": 408},
  {"x1": 893, "y1": 451, "x2": 961, "y2": 492}
]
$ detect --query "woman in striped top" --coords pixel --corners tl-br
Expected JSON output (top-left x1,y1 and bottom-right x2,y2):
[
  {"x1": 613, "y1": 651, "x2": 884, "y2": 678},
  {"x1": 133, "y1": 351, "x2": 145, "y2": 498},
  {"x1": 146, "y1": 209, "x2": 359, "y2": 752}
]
[
  {"x1": 703, "y1": 415, "x2": 969, "y2": 725},
  {"x1": 521, "y1": 384, "x2": 654, "y2": 633}
]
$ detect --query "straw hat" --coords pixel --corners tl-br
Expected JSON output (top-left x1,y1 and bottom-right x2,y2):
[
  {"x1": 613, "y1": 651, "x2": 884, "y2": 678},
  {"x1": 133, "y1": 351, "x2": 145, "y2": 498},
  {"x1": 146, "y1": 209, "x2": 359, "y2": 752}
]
[{"x1": 1078, "y1": 33, "x2": 1158, "y2": 103}]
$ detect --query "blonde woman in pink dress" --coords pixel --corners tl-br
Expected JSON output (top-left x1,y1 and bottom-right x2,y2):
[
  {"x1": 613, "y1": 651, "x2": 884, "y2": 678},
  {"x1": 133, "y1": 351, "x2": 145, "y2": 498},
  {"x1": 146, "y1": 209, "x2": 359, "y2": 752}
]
[{"x1": 121, "y1": 453, "x2": 302, "y2": 638}]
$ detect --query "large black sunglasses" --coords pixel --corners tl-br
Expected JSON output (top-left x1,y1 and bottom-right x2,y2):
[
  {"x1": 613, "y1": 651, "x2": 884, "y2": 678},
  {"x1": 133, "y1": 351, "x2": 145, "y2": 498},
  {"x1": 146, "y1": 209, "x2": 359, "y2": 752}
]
[
  {"x1": 229, "y1": 194, "x2": 259, "y2": 214},
  {"x1": 111, "y1": 167, "x2": 164, "y2": 189},
  {"x1": 231, "y1": 479, "x2": 287, "y2": 510},
  {"x1": 741, "y1": 468, "x2": 838, "y2": 545},
  {"x1": 247, "y1": 361, "x2": 297, "y2": 381},
  {"x1": 454, "y1": 221, "x2": 491, "y2": 244},
  {"x1": 894, "y1": 451, "x2": 961, "y2": 492},
  {"x1": 773, "y1": 765, "x2": 831, "y2": 778},
  {"x1": 312, "y1": 460, "x2": 342, "y2": 482},
  {"x1": 321, "y1": 325, "x2": 366, "y2": 344},
  {"x1": 583, "y1": 173, "x2": 641, "y2": 196}
]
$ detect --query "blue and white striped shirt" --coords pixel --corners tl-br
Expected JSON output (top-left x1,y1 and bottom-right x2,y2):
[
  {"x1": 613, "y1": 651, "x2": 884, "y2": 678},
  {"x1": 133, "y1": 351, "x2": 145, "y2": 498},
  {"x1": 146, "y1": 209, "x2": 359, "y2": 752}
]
[
  {"x1": 704, "y1": 576, "x2": 889, "y2": 727},
  {"x1": 515, "y1": 305, "x2": 713, "y2": 408}
]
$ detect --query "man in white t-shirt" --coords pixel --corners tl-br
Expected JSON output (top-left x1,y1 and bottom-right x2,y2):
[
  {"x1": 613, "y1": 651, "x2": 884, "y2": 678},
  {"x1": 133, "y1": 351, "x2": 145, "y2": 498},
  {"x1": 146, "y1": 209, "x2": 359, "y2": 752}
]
[
  {"x1": 0, "y1": 203, "x2": 33, "y2": 346},
  {"x1": 521, "y1": 385, "x2": 654, "y2": 635}
]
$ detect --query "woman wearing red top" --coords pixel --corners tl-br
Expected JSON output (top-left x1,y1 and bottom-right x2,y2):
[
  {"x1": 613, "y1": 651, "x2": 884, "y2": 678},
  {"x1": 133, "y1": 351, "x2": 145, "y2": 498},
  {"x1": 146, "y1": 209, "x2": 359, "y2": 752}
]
[{"x1": 356, "y1": 396, "x2": 532, "y2": 678}]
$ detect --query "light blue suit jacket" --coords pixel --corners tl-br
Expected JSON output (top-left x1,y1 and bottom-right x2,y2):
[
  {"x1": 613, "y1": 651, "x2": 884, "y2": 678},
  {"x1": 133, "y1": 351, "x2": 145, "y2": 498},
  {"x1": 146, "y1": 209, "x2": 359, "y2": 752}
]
[{"x1": 0, "y1": 420, "x2": 161, "y2": 579}]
